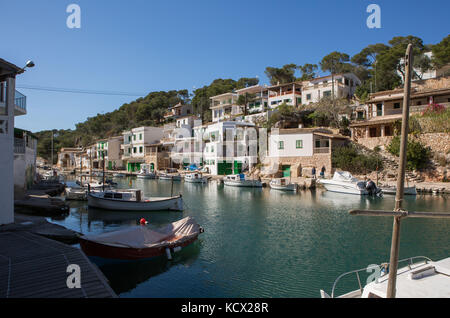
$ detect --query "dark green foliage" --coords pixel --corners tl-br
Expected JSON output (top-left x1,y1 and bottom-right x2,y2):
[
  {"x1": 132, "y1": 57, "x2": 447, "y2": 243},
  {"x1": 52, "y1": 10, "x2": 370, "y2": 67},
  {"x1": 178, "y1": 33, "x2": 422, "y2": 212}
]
[
  {"x1": 332, "y1": 145, "x2": 383, "y2": 174},
  {"x1": 386, "y1": 136, "x2": 431, "y2": 171}
]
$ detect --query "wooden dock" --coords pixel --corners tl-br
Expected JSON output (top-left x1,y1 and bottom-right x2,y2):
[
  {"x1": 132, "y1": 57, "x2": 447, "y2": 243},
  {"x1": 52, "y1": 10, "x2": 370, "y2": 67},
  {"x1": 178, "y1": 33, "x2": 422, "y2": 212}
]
[{"x1": 0, "y1": 231, "x2": 116, "y2": 298}]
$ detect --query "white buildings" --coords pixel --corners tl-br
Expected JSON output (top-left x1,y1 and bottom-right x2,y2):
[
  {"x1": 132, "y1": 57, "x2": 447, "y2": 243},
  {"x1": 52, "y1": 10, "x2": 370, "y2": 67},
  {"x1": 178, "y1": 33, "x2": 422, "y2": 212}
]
[
  {"x1": 14, "y1": 128, "x2": 37, "y2": 198},
  {"x1": 196, "y1": 121, "x2": 258, "y2": 175},
  {"x1": 96, "y1": 136, "x2": 124, "y2": 170},
  {"x1": 121, "y1": 126, "x2": 164, "y2": 172},
  {"x1": 267, "y1": 81, "x2": 303, "y2": 108},
  {"x1": 0, "y1": 58, "x2": 28, "y2": 225},
  {"x1": 268, "y1": 128, "x2": 348, "y2": 178},
  {"x1": 210, "y1": 92, "x2": 242, "y2": 122},
  {"x1": 164, "y1": 102, "x2": 193, "y2": 121},
  {"x1": 301, "y1": 73, "x2": 361, "y2": 105}
]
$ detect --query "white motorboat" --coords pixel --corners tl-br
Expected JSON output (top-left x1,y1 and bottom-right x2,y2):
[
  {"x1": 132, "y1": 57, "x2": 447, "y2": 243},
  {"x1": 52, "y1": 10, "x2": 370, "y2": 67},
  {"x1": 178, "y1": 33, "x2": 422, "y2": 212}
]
[
  {"x1": 87, "y1": 189, "x2": 183, "y2": 211},
  {"x1": 82, "y1": 181, "x2": 112, "y2": 190},
  {"x1": 223, "y1": 174, "x2": 262, "y2": 188},
  {"x1": 269, "y1": 178, "x2": 297, "y2": 192},
  {"x1": 136, "y1": 164, "x2": 156, "y2": 179},
  {"x1": 318, "y1": 171, "x2": 381, "y2": 196},
  {"x1": 321, "y1": 256, "x2": 450, "y2": 298},
  {"x1": 379, "y1": 185, "x2": 417, "y2": 195},
  {"x1": 159, "y1": 173, "x2": 182, "y2": 181},
  {"x1": 184, "y1": 172, "x2": 209, "y2": 184},
  {"x1": 113, "y1": 173, "x2": 126, "y2": 178}
]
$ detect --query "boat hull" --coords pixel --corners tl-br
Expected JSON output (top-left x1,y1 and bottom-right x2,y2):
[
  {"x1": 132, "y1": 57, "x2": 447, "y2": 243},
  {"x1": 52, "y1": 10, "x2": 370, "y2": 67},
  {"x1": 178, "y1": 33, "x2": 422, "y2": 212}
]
[
  {"x1": 137, "y1": 174, "x2": 156, "y2": 179},
  {"x1": 87, "y1": 193, "x2": 183, "y2": 211},
  {"x1": 79, "y1": 235, "x2": 199, "y2": 261},
  {"x1": 319, "y1": 180, "x2": 368, "y2": 195},
  {"x1": 224, "y1": 180, "x2": 262, "y2": 188},
  {"x1": 380, "y1": 186, "x2": 417, "y2": 195},
  {"x1": 269, "y1": 183, "x2": 297, "y2": 191}
]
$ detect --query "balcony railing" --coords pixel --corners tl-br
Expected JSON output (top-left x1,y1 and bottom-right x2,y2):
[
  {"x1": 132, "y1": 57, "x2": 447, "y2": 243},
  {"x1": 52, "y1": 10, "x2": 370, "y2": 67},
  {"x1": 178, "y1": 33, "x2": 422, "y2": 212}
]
[
  {"x1": 314, "y1": 147, "x2": 330, "y2": 154},
  {"x1": 0, "y1": 83, "x2": 27, "y2": 112},
  {"x1": 14, "y1": 138, "x2": 25, "y2": 154}
]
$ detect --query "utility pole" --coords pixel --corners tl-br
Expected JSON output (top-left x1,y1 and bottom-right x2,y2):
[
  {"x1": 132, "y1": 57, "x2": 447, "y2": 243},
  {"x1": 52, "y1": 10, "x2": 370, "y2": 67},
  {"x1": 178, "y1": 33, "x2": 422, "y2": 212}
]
[{"x1": 51, "y1": 130, "x2": 54, "y2": 168}]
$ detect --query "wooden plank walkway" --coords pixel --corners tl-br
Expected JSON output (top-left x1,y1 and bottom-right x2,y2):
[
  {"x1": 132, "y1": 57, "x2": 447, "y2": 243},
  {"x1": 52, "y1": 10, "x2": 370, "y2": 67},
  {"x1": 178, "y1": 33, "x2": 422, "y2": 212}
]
[{"x1": 0, "y1": 231, "x2": 116, "y2": 298}]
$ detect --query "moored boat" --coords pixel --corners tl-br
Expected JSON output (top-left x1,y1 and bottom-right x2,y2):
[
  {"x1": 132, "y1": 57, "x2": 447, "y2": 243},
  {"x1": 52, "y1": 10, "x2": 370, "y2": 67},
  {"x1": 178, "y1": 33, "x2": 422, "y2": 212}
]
[
  {"x1": 79, "y1": 216, "x2": 204, "y2": 262},
  {"x1": 269, "y1": 178, "x2": 297, "y2": 192},
  {"x1": 223, "y1": 174, "x2": 262, "y2": 188},
  {"x1": 318, "y1": 171, "x2": 381, "y2": 196},
  {"x1": 184, "y1": 172, "x2": 209, "y2": 183},
  {"x1": 65, "y1": 187, "x2": 87, "y2": 200},
  {"x1": 113, "y1": 173, "x2": 126, "y2": 178},
  {"x1": 379, "y1": 185, "x2": 417, "y2": 195},
  {"x1": 87, "y1": 189, "x2": 183, "y2": 211},
  {"x1": 159, "y1": 173, "x2": 182, "y2": 181},
  {"x1": 320, "y1": 256, "x2": 450, "y2": 298},
  {"x1": 137, "y1": 164, "x2": 157, "y2": 179}
]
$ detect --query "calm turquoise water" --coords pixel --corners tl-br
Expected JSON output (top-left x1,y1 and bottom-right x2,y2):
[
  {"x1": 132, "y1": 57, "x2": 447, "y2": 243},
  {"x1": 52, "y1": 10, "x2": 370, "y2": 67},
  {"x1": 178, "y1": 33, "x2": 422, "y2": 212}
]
[{"x1": 50, "y1": 177, "x2": 450, "y2": 297}]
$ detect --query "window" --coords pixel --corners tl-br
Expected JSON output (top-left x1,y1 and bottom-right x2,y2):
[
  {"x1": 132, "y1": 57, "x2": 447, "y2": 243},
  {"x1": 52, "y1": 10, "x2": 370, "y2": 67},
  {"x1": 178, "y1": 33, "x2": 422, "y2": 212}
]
[
  {"x1": 278, "y1": 141, "x2": 284, "y2": 150},
  {"x1": 323, "y1": 91, "x2": 331, "y2": 97},
  {"x1": 284, "y1": 99, "x2": 291, "y2": 103},
  {"x1": 296, "y1": 140, "x2": 303, "y2": 149},
  {"x1": 139, "y1": 146, "x2": 143, "y2": 153},
  {"x1": 133, "y1": 147, "x2": 136, "y2": 153},
  {"x1": 211, "y1": 146, "x2": 214, "y2": 153},
  {"x1": 306, "y1": 94, "x2": 312, "y2": 100},
  {"x1": 345, "y1": 79, "x2": 350, "y2": 86},
  {"x1": 133, "y1": 135, "x2": 136, "y2": 141},
  {"x1": 376, "y1": 104, "x2": 383, "y2": 116},
  {"x1": 128, "y1": 136, "x2": 131, "y2": 142},
  {"x1": 394, "y1": 103, "x2": 400, "y2": 109},
  {"x1": 315, "y1": 140, "x2": 321, "y2": 148},
  {"x1": 139, "y1": 133, "x2": 142, "y2": 140},
  {"x1": 297, "y1": 98, "x2": 302, "y2": 104},
  {"x1": 264, "y1": 102, "x2": 268, "y2": 107},
  {"x1": 271, "y1": 101, "x2": 278, "y2": 105},
  {"x1": 416, "y1": 101, "x2": 422, "y2": 106},
  {"x1": 128, "y1": 148, "x2": 131, "y2": 154}
]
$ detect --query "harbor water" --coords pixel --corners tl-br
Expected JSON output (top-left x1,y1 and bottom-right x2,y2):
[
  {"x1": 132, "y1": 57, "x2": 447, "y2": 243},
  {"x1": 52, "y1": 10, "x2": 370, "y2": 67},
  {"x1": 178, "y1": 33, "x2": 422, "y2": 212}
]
[{"x1": 51, "y1": 177, "x2": 450, "y2": 297}]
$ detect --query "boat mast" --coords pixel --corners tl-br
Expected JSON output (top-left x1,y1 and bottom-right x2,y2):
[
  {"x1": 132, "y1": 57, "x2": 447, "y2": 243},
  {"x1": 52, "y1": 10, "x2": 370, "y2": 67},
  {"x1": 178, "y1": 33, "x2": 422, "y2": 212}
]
[
  {"x1": 102, "y1": 150, "x2": 105, "y2": 192},
  {"x1": 386, "y1": 43, "x2": 413, "y2": 298}
]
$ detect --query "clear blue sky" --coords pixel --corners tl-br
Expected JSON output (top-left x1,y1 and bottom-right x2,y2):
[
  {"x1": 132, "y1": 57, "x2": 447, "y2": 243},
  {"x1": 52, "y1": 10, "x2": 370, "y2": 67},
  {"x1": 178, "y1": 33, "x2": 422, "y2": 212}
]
[{"x1": 2, "y1": 0, "x2": 449, "y2": 132}]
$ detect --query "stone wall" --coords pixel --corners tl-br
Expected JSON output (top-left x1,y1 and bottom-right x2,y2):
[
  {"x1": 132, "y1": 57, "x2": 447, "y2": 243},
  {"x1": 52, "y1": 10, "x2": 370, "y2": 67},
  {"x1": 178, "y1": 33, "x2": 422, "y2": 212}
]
[
  {"x1": 355, "y1": 133, "x2": 450, "y2": 155},
  {"x1": 415, "y1": 133, "x2": 450, "y2": 155},
  {"x1": 268, "y1": 153, "x2": 333, "y2": 178}
]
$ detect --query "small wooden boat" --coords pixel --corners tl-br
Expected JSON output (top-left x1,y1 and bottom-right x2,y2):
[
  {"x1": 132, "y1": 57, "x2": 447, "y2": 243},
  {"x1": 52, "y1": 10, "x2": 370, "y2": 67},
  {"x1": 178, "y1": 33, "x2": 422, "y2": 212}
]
[
  {"x1": 269, "y1": 178, "x2": 297, "y2": 192},
  {"x1": 184, "y1": 172, "x2": 209, "y2": 183},
  {"x1": 65, "y1": 187, "x2": 87, "y2": 200},
  {"x1": 137, "y1": 172, "x2": 156, "y2": 179},
  {"x1": 79, "y1": 216, "x2": 204, "y2": 261},
  {"x1": 87, "y1": 189, "x2": 183, "y2": 211},
  {"x1": 223, "y1": 174, "x2": 262, "y2": 188},
  {"x1": 379, "y1": 185, "x2": 417, "y2": 195},
  {"x1": 159, "y1": 173, "x2": 182, "y2": 181}
]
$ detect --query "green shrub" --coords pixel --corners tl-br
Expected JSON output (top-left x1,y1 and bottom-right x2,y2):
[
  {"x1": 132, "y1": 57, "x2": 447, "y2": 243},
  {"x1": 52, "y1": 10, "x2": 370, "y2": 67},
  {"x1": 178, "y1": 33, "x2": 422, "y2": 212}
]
[
  {"x1": 386, "y1": 136, "x2": 431, "y2": 170},
  {"x1": 332, "y1": 145, "x2": 383, "y2": 174}
]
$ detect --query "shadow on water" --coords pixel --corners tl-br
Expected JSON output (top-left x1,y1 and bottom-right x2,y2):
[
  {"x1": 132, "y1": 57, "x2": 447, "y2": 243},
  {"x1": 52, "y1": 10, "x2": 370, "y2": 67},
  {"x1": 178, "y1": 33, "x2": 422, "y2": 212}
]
[{"x1": 98, "y1": 240, "x2": 202, "y2": 295}]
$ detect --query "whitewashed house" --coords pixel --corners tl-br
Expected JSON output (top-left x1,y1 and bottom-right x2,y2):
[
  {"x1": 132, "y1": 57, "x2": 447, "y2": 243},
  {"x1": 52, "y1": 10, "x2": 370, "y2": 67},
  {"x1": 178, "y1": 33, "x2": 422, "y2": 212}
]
[
  {"x1": 301, "y1": 73, "x2": 361, "y2": 105},
  {"x1": 210, "y1": 92, "x2": 243, "y2": 122},
  {"x1": 121, "y1": 126, "x2": 164, "y2": 172},
  {"x1": 0, "y1": 58, "x2": 28, "y2": 224},
  {"x1": 267, "y1": 81, "x2": 303, "y2": 108},
  {"x1": 13, "y1": 128, "x2": 37, "y2": 198}
]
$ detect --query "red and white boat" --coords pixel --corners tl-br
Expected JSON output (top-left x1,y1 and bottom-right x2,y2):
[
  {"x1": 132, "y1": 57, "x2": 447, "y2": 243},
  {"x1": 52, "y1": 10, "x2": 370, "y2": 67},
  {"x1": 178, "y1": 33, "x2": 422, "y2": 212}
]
[{"x1": 79, "y1": 217, "x2": 203, "y2": 261}]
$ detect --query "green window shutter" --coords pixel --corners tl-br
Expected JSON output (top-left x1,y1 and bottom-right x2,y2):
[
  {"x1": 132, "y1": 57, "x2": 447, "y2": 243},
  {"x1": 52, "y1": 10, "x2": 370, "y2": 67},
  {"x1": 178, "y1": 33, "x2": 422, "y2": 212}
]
[
  {"x1": 139, "y1": 146, "x2": 143, "y2": 153},
  {"x1": 139, "y1": 134, "x2": 142, "y2": 140},
  {"x1": 278, "y1": 141, "x2": 284, "y2": 150},
  {"x1": 296, "y1": 140, "x2": 303, "y2": 149}
]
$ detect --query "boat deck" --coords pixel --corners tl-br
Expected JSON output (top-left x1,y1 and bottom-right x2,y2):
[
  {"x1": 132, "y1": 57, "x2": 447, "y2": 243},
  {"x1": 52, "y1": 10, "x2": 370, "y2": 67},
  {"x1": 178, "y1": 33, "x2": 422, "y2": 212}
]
[{"x1": 0, "y1": 231, "x2": 116, "y2": 298}]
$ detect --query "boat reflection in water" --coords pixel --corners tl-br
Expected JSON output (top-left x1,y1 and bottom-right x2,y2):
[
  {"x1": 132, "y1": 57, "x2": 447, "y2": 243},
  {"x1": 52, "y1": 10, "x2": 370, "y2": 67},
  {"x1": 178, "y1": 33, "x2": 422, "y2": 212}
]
[{"x1": 98, "y1": 240, "x2": 201, "y2": 295}]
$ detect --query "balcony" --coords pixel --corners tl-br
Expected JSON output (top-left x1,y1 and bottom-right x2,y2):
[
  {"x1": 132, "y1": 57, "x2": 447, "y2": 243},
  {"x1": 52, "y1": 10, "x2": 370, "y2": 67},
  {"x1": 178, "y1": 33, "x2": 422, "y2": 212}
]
[
  {"x1": 0, "y1": 83, "x2": 27, "y2": 116},
  {"x1": 313, "y1": 147, "x2": 330, "y2": 154},
  {"x1": 14, "y1": 138, "x2": 25, "y2": 154}
]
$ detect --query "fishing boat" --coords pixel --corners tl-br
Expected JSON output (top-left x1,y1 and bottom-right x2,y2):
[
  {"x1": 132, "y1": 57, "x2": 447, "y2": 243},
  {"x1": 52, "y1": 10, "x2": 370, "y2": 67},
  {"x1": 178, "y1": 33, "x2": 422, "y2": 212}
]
[
  {"x1": 87, "y1": 189, "x2": 183, "y2": 211},
  {"x1": 159, "y1": 173, "x2": 182, "y2": 181},
  {"x1": 113, "y1": 173, "x2": 126, "y2": 178},
  {"x1": 184, "y1": 172, "x2": 209, "y2": 184},
  {"x1": 223, "y1": 174, "x2": 262, "y2": 188},
  {"x1": 320, "y1": 256, "x2": 450, "y2": 298},
  {"x1": 79, "y1": 216, "x2": 204, "y2": 262},
  {"x1": 82, "y1": 181, "x2": 112, "y2": 190},
  {"x1": 136, "y1": 164, "x2": 156, "y2": 179},
  {"x1": 318, "y1": 171, "x2": 381, "y2": 196},
  {"x1": 269, "y1": 178, "x2": 297, "y2": 192},
  {"x1": 379, "y1": 185, "x2": 417, "y2": 195}
]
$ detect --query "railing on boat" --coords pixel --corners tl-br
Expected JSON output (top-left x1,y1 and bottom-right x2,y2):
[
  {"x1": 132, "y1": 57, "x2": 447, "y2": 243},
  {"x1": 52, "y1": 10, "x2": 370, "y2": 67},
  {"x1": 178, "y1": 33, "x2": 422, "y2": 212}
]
[{"x1": 329, "y1": 256, "x2": 432, "y2": 298}]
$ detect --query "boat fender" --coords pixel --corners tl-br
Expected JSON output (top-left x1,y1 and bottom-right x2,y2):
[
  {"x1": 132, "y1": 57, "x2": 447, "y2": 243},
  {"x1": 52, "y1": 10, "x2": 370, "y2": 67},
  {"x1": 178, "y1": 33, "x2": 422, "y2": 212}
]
[
  {"x1": 165, "y1": 247, "x2": 172, "y2": 260},
  {"x1": 199, "y1": 227, "x2": 204, "y2": 234},
  {"x1": 173, "y1": 246, "x2": 182, "y2": 253},
  {"x1": 139, "y1": 218, "x2": 148, "y2": 225}
]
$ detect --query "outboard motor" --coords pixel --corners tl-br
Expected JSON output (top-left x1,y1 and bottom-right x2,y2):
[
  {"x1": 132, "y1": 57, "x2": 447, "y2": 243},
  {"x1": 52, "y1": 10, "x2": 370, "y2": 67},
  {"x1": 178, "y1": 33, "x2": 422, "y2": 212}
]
[{"x1": 366, "y1": 180, "x2": 382, "y2": 196}]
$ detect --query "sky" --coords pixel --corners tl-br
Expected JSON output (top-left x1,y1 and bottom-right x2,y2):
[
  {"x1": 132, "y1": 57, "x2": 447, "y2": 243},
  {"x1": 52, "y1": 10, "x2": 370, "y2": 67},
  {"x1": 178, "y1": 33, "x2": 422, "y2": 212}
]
[{"x1": 1, "y1": 0, "x2": 449, "y2": 132}]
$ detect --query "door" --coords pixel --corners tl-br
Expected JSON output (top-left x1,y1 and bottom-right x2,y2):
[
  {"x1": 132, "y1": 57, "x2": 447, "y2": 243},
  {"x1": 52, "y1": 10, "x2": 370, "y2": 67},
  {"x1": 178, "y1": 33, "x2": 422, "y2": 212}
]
[
  {"x1": 282, "y1": 165, "x2": 291, "y2": 177},
  {"x1": 218, "y1": 162, "x2": 233, "y2": 175},
  {"x1": 233, "y1": 161, "x2": 242, "y2": 174},
  {"x1": 108, "y1": 161, "x2": 112, "y2": 170}
]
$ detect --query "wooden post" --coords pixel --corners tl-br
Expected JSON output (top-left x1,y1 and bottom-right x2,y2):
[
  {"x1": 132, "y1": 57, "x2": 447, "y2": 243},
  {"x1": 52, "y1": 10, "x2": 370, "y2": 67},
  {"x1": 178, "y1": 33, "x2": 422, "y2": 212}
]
[
  {"x1": 386, "y1": 43, "x2": 413, "y2": 298},
  {"x1": 102, "y1": 151, "x2": 105, "y2": 192}
]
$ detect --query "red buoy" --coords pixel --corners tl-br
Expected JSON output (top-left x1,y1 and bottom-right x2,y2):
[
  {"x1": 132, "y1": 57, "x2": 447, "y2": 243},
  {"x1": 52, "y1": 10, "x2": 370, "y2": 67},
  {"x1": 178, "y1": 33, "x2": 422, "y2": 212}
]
[{"x1": 139, "y1": 218, "x2": 148, "y2": 225}]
